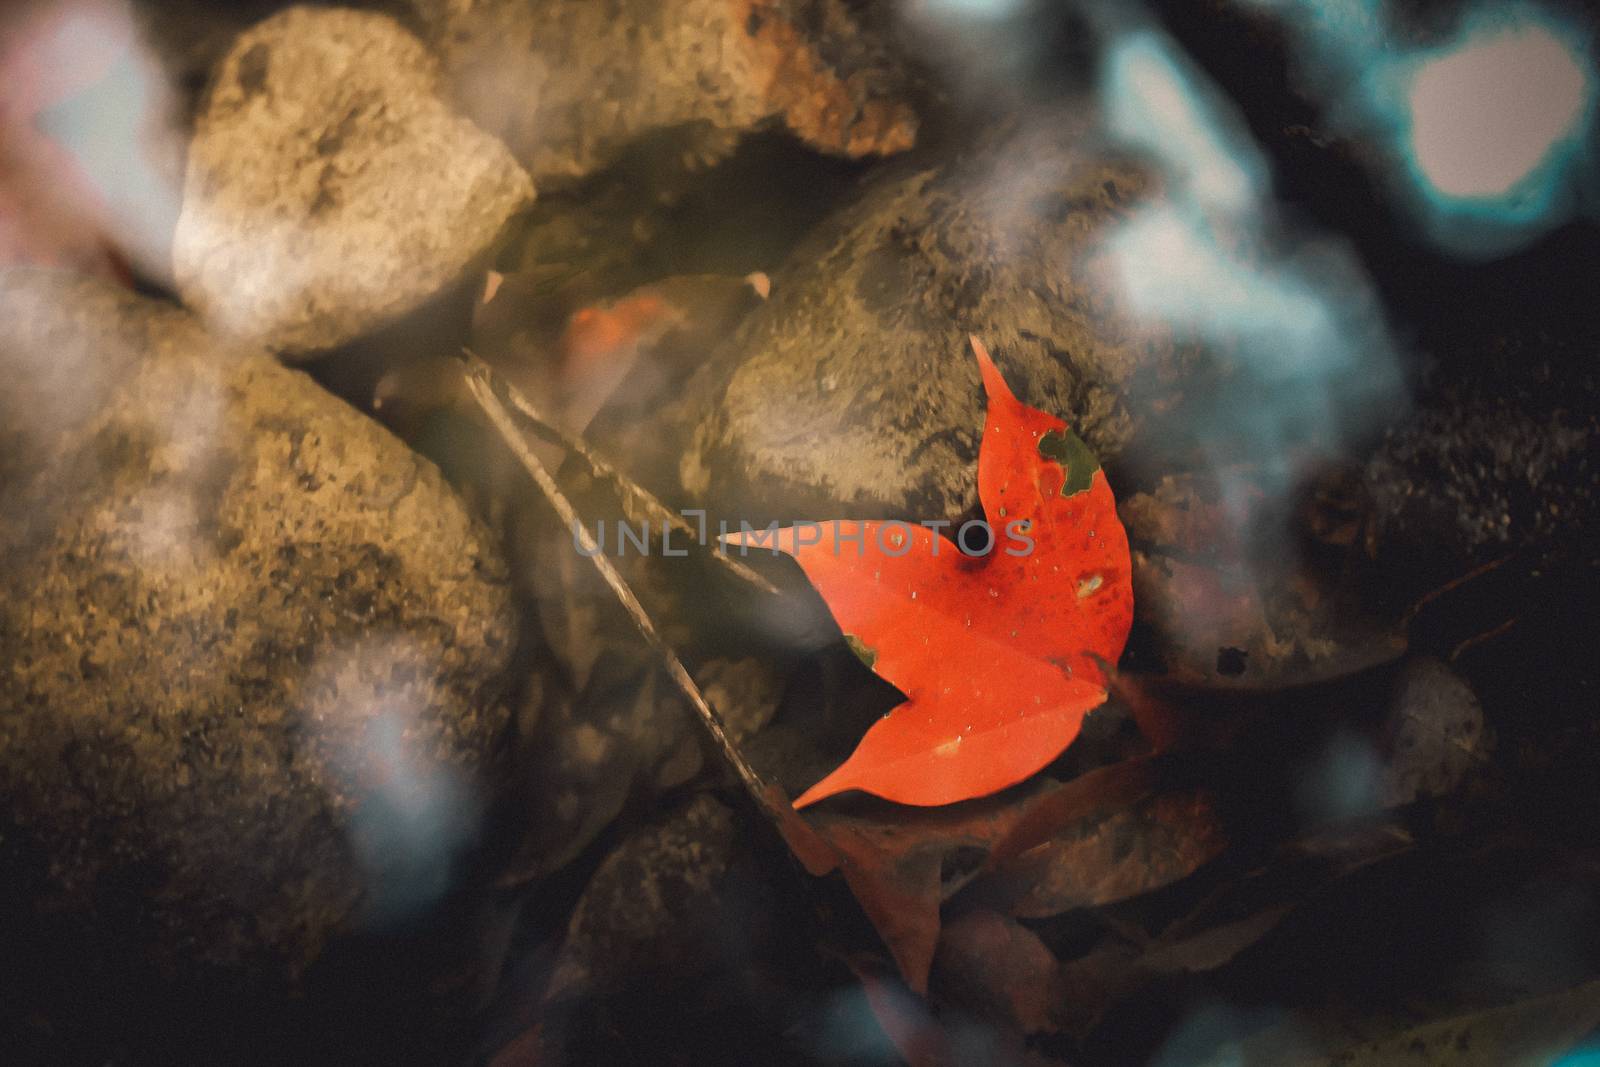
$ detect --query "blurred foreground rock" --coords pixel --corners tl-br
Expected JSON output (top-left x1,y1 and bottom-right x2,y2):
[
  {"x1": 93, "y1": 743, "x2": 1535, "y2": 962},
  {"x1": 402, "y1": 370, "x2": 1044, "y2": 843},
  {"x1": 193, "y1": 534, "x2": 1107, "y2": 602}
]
[
  {"x1": 411, "y1": 0, "x2": 919, "y2": 185},
  {"x1": 172, "y1": 6, "x2": 532, "y2": 357},
  {"x1": 679, "y1": 116, "x2": 1197, "y2": 521},
  {"x1": 0, "y1": 270, "x2": 518, "y2": 1055}
]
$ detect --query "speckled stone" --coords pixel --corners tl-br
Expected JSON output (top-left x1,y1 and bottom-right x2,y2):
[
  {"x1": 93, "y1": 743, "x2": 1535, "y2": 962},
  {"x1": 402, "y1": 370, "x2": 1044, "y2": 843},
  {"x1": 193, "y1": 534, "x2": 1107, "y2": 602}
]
[
  {"x1": 172, "y1": 6, "x2": 533, "y2": 357},
  {"x1": 1364, "y1": 386, "x2": 1600, "y2": 585},
  {"x1": 0, "y1": 270, "x2": 518, "y2": 997}
]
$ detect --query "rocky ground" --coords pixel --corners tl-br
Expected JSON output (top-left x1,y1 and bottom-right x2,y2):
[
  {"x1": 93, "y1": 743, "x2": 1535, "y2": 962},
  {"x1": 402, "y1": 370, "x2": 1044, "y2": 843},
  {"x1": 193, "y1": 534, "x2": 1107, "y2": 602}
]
[{"x1": 2, "y1": 0, "x2": 1598, "y2": 1064}]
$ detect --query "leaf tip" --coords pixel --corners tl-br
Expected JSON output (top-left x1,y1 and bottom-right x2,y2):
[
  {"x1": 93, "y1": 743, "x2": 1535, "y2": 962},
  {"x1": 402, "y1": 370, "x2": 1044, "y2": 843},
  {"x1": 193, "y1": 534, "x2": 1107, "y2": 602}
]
[
  {"x1": 969, "y1": 334, "x2": 1016, "y2": 406},
  {"x1": 793, "y1": 769, "x2": 853, "y2": 810},
  {"x1": 791, "y1": 785, "x2": 829, "y2": 810},
  {"x1": 719, "y1": 527, "x2": 792, "y2": 556}
]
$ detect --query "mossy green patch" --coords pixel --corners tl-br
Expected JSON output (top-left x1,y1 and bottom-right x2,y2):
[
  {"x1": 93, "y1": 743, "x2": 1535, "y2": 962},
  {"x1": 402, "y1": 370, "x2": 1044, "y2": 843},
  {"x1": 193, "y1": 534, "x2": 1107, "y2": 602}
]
[
  {"x1": 844, "y1": 633, "x2": 878, "y2": 669},
  {"x1": 1038, "y1": 429, "x2": 1099, "y2": 496}
]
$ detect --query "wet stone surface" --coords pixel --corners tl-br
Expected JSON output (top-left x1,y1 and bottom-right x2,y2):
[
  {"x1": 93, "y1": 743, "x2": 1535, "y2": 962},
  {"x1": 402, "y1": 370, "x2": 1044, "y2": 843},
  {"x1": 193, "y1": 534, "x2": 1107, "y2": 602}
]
[
  {"x1": 0, "y1": 271, "x2": 519, "y2": 1043},
  {"x1": 409, "y1": 0, "x2": 919, "y2": 186},
  {"x1": 172, "y1": 6, "x2": 533, "y2": 357},
  {"x1": 678, "y1": 114, "x2": 1200, "y2": 523}
]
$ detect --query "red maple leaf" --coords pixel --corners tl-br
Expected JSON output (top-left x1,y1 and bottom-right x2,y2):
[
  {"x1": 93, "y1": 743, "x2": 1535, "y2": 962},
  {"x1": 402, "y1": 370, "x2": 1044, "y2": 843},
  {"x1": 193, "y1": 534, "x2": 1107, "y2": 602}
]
[{"x1": 730, "y1": 336, "x2": 1134, "y2": 807}]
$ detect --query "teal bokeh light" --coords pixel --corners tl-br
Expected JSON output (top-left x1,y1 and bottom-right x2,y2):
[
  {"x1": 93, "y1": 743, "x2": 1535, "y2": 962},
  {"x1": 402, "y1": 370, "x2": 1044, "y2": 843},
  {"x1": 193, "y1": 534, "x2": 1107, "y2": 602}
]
[
  {"x1": 1107, "y1": 204, "x2": 1342, "y2": 376},
  {"x1": 1097, "y1": 29, "x2": 1400, "y2": 476},
  {"x1": 1239, "y1": 0, "x2": 1598, "y2": 256},
  {"x1": 1104, "y1": 34, "x2": 1269, "y2": 214},
  {"x1": 1380, "y1": 7, "x2": 1597, "y2": 255},
  {"x1": 1404, "y1": 22, "x2": 1588, "y2": 199},
  {"x1": 914, "y1": 0, "x2": 1028, "y2": 20}
]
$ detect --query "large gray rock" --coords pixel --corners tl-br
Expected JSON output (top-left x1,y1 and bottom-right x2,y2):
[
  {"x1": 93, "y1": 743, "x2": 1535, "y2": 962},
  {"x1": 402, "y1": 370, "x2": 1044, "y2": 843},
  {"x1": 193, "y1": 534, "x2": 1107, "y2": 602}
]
[
  {"x1": 172, "y1": 6, "x2": 533, "y2": 357},
  {"x1": 0, "y1": 270, "x2": 518, "y2": 999},
  {"x1": 679, "y1": 116, "x2": 1198, "y2": 521},
  {"x1": 410, "y1": 0, "x2": 919, "y2": 185}
]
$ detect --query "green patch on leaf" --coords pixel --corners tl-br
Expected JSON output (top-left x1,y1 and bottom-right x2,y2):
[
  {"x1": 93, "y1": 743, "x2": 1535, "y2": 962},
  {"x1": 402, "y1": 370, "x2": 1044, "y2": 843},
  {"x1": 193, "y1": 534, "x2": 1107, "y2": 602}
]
[
  {"x1": 845, "y1": 633, "x2": 878, "y2": 669},
  {"x1": 1038, "y1": 430, "x2": 1100, "y2": 496}
]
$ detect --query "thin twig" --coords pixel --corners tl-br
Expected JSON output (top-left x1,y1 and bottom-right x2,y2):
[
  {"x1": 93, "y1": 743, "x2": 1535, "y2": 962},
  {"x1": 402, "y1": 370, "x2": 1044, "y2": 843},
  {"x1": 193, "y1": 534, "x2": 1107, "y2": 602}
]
[
  {"x1": 1400, "y1": 552, "x2": 1514, "y2": 630},
  {"x1": 460, "y1": 347, "x2": 777, "y2": 596},
  {"x1": 1449, "y1": 615, "x2": 1519, "y2": 663},
  {"x1": 462, "y1": 364, "x2": 770, "y2": 806}
]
